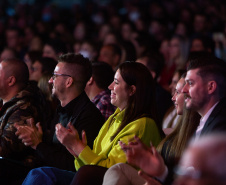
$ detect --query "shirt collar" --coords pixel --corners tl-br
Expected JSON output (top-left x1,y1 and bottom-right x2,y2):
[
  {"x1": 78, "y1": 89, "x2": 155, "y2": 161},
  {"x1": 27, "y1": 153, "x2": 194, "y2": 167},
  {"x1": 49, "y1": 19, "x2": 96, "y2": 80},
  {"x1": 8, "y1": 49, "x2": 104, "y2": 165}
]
[{"x1": 201, "y1": 101, "x2": 219, "y2": 123}]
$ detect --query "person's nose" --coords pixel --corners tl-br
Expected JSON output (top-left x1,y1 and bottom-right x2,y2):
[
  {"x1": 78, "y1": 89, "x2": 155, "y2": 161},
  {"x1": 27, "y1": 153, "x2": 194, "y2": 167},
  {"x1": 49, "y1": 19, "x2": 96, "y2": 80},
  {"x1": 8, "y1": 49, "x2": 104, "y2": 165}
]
[
  {"x1": 182, "y1": 83, "x2": 188, "y2": 93},
  {"x1": 108, "y1": 81, "x2": 114, "y2": 90},
  {"x1": 48, "y1": 77, "x2": 53, "y2": 84}
]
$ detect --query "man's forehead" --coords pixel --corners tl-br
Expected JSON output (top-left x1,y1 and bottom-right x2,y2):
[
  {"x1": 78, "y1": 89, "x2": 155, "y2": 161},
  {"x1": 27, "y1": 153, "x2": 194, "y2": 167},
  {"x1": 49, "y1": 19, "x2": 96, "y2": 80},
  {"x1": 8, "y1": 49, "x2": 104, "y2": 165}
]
[{"x1": 185, "y1": 69, "x2": 200, "y2": 79}]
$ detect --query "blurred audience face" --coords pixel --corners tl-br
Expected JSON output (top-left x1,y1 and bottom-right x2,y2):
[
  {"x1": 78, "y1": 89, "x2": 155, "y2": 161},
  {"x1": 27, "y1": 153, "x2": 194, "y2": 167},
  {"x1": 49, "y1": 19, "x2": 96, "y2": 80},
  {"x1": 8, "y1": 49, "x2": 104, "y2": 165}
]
[
  {"x1": 30, "y1": 61, "x2": 42, "y2": 82},
  {"x1": 0, "y1": 48, "x2": 16, "y2": 61},
  {"x1": 103, "y1": 33, "x2": 118, "y2": 45},
  {"x1": 121, "y1": 23, "x2": 133, "y2": 41},
  {"x1": 169, "y1": 72, "x2": 180, "y2": 96},
  {"x1": 98, "y1": 45, "x2": 119, "y2": 70},
  {"x1": 23, "y1": 54, "x2": 34, "y2": 78},
  {"x1": 193, "y1": 15, "x2": 206, "y2": 33},
  {"x1": 73, "y1": 22, "x2": 86, "y2": 41},
  {"x1": 43, "y1": 44, "x2": 57, "y2": 60},
  {"x1": 169, "y1": 38, "x2": 180, "y2": 60},
  {"x1": 159, "y1": 39, "x2": 170, "y2": 62},
  {"x1": 79, "y1": 42, "x2": 96, "y2": 61},
  {"x1": 29, "y1": 36, "x2": 43, "y2": 51},
  {"x1": 6, "y1": 29, "x2": 20, "y2": 49},
  {"x1": 172, "y1": 78, "x2": 185, "y2": 115},
  {"x1": 175, "y1": 22, "x2": 187, "y2": 37},
  {"x1": 98, "y1": 24, "x2": 111, "y2": 42},
  {"x1": 190, "y1": 39, "x2": 205, "y2": 52}
]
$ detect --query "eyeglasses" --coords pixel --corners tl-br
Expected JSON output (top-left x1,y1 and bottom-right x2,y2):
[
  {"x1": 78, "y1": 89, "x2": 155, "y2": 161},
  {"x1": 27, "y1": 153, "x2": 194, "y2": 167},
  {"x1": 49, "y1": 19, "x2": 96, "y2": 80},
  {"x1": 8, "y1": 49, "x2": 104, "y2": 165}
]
[{"x1": 52, "y1": 73, "x2": 72, "y2": 80}]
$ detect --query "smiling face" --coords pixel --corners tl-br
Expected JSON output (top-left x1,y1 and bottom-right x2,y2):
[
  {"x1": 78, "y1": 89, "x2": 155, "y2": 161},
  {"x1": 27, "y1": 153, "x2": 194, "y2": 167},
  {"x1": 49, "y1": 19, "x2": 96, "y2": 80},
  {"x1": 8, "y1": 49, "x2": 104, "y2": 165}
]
[
  {"x1": 48, "y1": 62, "x2": 67, "y2": 99},
  {"x1": 108, "y1": 69, "x2": 130, "y2": 111},
  {"x1": 172, "y1": 78, "x2": 185, "y2": 115},
  {"x1": 182, "y1": 69, "x2": 209, "y2": 115}
]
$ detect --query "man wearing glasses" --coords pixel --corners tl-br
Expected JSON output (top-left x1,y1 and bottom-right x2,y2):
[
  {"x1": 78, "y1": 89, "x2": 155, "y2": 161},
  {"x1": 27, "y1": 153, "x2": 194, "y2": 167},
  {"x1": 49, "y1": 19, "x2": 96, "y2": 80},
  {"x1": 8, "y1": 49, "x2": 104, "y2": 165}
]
[{"x1": 15, "y1": 53, "x2": 104, "y2": 172}]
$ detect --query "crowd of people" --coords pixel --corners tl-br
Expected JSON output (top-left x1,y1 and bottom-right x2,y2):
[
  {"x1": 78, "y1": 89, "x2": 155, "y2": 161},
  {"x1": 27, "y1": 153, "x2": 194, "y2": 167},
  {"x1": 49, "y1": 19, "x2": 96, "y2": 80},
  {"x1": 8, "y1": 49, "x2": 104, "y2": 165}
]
[{"x1": 0, "y1": 0, "x2": 226, "y2": 185}]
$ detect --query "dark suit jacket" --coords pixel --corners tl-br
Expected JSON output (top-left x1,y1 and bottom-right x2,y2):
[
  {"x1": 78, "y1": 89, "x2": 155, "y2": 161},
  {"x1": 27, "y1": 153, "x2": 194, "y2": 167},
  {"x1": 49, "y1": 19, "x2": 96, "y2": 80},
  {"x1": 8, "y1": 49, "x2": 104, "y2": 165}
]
[{"x1": 201, "y1": 97, "x2": 226, "y2": 136}]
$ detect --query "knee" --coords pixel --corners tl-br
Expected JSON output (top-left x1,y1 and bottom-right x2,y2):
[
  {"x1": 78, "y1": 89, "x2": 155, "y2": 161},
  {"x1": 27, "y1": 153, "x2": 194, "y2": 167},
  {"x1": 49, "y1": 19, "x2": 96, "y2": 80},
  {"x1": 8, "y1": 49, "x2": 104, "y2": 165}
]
[{"x1": 104, "y1": 163, "x2": 125, "y2": 178}]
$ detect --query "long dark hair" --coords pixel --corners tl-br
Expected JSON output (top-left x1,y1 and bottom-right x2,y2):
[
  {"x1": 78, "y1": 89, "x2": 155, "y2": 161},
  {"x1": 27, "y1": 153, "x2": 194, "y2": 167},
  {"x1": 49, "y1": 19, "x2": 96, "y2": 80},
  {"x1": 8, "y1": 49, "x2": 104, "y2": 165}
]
[{"x1": 110, "y1": 61, "x2": 162, "y2": 141}]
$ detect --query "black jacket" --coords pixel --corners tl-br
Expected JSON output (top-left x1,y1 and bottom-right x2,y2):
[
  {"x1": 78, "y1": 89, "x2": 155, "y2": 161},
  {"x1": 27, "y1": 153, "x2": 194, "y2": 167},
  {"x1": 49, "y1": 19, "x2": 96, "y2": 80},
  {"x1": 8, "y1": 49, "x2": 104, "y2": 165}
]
[{"x1": 36, "y1": 91, "x2": 105, "y2": 171}]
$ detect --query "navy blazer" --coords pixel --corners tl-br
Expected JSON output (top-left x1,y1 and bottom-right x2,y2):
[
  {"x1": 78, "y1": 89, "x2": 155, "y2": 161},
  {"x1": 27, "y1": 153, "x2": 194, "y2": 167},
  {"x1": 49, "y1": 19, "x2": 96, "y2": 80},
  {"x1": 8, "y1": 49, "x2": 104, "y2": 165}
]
[{"x1": 201, "y1": 97, "x2": 226, "y2": 136}]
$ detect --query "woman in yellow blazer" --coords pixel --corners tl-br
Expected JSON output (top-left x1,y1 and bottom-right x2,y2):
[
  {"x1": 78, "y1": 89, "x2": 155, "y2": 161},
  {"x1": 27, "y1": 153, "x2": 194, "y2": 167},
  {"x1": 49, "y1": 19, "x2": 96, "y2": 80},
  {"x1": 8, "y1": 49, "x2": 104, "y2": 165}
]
[{"x1": 22, "y1": 61, "x2": 163, "y2": 185}]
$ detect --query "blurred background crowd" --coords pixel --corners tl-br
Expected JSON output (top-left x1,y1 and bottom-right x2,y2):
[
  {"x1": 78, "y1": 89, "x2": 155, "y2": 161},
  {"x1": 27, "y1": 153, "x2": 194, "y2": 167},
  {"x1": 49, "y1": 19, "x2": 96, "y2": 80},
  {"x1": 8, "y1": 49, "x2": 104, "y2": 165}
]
[{"x1": 0, "y1": 0, "x2": 226, "y2": 90}]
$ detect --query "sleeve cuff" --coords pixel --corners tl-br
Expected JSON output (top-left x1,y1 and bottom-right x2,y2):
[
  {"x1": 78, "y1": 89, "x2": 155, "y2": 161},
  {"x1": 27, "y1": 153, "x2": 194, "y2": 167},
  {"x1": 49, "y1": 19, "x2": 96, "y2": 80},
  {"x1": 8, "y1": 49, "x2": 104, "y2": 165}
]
[{"x1": 155, "y1": 165, "x2": 168, "y2": 183}]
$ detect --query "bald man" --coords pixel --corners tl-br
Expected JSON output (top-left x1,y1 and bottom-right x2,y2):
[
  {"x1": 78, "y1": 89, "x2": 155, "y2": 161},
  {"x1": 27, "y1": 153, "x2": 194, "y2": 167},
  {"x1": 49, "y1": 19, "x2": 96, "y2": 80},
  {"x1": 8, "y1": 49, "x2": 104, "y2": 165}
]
[{"x1": 0, "y1": 58, "x2": 46, "y2": 184}]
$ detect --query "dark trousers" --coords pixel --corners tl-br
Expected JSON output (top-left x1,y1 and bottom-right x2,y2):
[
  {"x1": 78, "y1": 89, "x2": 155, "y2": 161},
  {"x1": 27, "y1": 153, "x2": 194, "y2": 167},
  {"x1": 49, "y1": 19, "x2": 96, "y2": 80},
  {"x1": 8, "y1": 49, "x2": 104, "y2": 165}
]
[{"x1": 0, "y1": 157, "x2": 31, "y2": 185}]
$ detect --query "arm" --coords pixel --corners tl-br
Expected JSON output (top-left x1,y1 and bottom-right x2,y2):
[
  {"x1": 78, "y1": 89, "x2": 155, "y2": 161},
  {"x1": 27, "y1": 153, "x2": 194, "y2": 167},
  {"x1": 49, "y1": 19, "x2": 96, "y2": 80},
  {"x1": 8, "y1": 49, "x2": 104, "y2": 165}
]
[
  {"x1": 0, "y1": 107, "x2": 35, "y2": 158},
  {"x1": 57, "y1": 116, "x2": 162, "y2": 171},
  {"x1": 15, "y1": 118, "x2": 76, "y2": 171},
  {"x1": 120, "y1": 136, "x2": 166, "y2": 177}
]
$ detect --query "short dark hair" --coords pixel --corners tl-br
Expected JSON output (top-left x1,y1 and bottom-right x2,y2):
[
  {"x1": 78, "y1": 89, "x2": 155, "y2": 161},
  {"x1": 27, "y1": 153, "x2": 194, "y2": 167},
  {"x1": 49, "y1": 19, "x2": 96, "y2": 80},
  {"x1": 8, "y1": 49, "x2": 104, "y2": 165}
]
[
  {"x1": 187, "y1": 55, "x2": 226, "y2": 98},
  {"x1": 2, "y1": 58, "x2": 29, "y2": 89},
  {"x1": 92, "y1": 62, "x2": 114, "y2": 90},
  {"x1": 58, "y1": 53, "x2": 92, "y2": 92},
  {"x1": 39, "y1": 57, "x2": 57, "y2": 74}
]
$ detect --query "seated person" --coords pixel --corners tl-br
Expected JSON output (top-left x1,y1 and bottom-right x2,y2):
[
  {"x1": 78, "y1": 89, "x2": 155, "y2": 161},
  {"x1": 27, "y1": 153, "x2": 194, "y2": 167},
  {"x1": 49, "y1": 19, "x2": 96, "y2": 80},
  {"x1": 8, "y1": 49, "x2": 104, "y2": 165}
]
[
  {"x1": 85, "y1": 61, "x2": 116, "y2": 120},
  {"x1": 22, "y1": 61, "x2": 163, "y2": 185},
  {"x1": 0, "y1": 58, "x2": 47, "y2": 184},
  {"x1": 102, "y1": 74, "x2": 200, "y2": 185},
  {"x1": 15, "y1": 54, "x2": 105, "y2": 172}
]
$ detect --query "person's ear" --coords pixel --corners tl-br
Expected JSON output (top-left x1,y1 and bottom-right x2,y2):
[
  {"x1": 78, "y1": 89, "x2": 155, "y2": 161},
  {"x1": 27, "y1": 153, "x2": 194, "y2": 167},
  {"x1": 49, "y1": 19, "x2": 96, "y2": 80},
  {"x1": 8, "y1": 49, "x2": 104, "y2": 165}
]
[
  {"x1": 87, "y1": 76, "x2": 94, "y2": 86},
  {"x1": 65, "y1": 77, "x2": 74, "y2": 88},
  {"x1": 207, "y1": 81, "x2": 217, "y2": 94},
  {"x1": 8, "y1": 76, "x2": 16, "y2": 87},
  {"x1": 129, "y1": 85, "x2": 136, "y2": 96}
]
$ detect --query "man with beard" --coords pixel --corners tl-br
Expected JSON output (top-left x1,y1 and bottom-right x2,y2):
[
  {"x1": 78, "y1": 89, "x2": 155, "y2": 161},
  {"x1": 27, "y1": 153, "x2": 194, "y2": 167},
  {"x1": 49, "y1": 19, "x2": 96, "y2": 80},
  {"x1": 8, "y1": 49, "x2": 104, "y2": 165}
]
[
  {"x1": 182, "y1": 54, "x2": 226, "y2": 140},
  {"x1": 15, "y1": 53, "x2": 104, "y2": 172}
]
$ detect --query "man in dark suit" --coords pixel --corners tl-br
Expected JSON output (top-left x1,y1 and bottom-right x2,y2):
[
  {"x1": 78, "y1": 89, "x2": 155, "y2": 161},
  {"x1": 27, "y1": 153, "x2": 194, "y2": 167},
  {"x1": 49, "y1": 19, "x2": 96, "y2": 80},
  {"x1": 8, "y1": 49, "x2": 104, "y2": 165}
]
[{"x1": 182, "y1": 54, "x2": 226, "y2": 140}]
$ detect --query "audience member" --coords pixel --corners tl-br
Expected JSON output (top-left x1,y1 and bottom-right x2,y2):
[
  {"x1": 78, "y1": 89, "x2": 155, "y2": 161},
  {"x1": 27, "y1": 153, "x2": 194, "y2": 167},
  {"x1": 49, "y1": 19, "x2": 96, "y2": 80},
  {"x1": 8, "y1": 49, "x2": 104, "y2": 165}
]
[
  {"x1": 182, "y1": 55, "x2": 226, "y2": 140},
  {"x1": 22, "y1": 61, "x2": 163, "y2": 185},
  {"x1": 85, "y1": 62, "x2": 116, "y2": 120},
  {"x1": 0, "y1": 58, "x2": 46, "y2": 184},
  {"x1": 15, "y1": 53, "x2": 105, "y2": 172},
  {"x1": 136, "y1": 53, "x2": 172, "y2": 123},
  {"x1": 30, "y1": 57, "x2": 57, "y2": 82},
  {"x1": 5, "y1": 27, "x2": 26, "y2": 59},
  {"x1": 0, "y1": 47, "x2": 18, "y2": 61},
  {"x1": 159, "y1": 35, "x2": 189, "y2": 90},
  {"x1": 98, "y1": 44, "x2": 122, "y2": 71},
  {"x1": 23, "y1": 50, "x2": 42, "y2": 80},
  {"x1": 102, "y1": 74, "x2": 200, "y2": 185},
  {"x1": 38, "y1": 73, "x2": 59, "y2": 131},
  {"x1": 42, "y1": 39, "x2": 67, "y2": 60},
  {"x1": 162, "y1": 69, "x2": 186, "y2": 134},
  {"x1": 79, "y1": 40, "x2": 98, "y2": 61}
]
